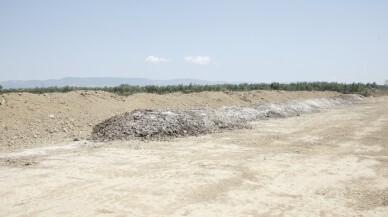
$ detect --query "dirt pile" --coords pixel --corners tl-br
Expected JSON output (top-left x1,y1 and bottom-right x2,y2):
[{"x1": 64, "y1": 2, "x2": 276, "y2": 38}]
[
  {"x1": 91, "y1": 95, "x2": 363, "y2": 142},
  {"x1": 1, "y1": 90, "x2": 345, "y2": 152}
]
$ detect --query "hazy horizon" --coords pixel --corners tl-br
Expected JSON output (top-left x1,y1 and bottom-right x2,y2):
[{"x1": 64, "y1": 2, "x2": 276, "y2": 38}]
[
  {"x1": 1, "y1": 1, "x2": 387, "y2": 84},
  {"x1": 0, "y1": 76, "x2": 384, "y2": 84}
]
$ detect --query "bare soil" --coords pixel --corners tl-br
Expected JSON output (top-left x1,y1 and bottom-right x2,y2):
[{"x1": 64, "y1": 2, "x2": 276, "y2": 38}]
[{"x1": 0, "y1": 95, "x2": 387, "y2": 216}]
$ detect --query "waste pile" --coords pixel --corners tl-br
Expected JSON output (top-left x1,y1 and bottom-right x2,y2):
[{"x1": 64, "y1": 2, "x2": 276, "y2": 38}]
[{"x1": 91, "y1": 95, "x2": 363, "y2": 142}]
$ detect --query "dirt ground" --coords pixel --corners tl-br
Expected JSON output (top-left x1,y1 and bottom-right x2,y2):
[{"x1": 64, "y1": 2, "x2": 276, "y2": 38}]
[{"x1": 0, "y1": 96, "x2": 387, "y2": 216}]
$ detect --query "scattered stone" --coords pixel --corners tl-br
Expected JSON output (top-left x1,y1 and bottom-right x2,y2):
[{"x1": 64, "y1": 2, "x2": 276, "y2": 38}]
[
  {"x1": 49, "y1": 114, "x2": 55, "y2": 119},
  {"x1": 2, "y1": 157, "x2": 39, "y2": 167},
  {"x1": 0, "y1": 99, "x2": 5, "y2": 105}
]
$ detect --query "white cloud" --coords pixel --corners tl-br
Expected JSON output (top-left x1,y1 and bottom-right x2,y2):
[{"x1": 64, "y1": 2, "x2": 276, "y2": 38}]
[
  {"x1": 145, "y1": 56, "x2": 169, "y2": 64},
  {"x1": 184, "y1": 56, "x2": 212, "y2": 65}
]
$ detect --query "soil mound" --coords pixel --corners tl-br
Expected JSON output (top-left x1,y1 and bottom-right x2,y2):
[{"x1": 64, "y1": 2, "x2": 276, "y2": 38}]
[{"x1": 0, "y1": 90, "x2": 345, "y2": 152}]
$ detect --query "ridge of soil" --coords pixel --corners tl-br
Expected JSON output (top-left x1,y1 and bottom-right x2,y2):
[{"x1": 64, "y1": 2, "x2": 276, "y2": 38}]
[{"x1": 0, "y1": 90, "x2": 341, "y2": 152}]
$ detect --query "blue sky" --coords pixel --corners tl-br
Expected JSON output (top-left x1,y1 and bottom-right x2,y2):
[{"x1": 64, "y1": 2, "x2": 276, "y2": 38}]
[{"x1": 0, "y1": 0, "x2": 387, "y2": 83}]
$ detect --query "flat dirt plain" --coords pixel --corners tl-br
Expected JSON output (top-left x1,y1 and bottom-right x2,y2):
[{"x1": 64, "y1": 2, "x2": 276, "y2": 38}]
[{"x1": 0, "y1": 91, "x2": 387, "y2": 216}]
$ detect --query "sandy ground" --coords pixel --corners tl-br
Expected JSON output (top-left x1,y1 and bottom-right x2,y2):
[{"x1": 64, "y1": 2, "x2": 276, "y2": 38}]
[
  {"x1": 0, "y1": 96, "x2": 387, "y2": 216},
  {"x1": 0, "y1": 90, "x2": 341, "y2": 152}
]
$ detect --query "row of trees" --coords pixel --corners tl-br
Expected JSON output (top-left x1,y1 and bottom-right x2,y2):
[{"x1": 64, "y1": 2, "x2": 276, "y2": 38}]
[{"x1": 0, "y1": 82, "x2": 382, "y2": 96}]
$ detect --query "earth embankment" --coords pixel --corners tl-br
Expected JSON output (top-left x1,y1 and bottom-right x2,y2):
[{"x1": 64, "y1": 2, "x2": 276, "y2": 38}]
[{"x1": 0, "y1": 90, "x2": 341, "y2": 152}]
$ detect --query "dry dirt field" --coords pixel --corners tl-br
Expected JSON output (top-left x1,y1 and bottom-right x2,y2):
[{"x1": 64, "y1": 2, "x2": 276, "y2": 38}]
[{"x1": 0, "y1": 92, "x2": 387, "y2": 216}]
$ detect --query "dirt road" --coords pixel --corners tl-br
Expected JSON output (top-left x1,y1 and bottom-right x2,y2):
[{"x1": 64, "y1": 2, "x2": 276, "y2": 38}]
[{"x1": 0, "y1": 97, "x2": 387, "y2": 216}]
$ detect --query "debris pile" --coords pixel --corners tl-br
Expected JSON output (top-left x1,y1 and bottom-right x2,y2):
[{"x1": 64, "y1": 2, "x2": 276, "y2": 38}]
[
  {"x1": 91, "y1": 109, "x2": 246, "y2": 141},
  {"x1": 91, "y1": 95, "x2": 363, "y2": 142}
]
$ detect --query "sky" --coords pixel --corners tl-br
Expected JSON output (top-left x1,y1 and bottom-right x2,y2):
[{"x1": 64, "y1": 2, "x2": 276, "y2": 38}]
[{"x1": 0, "y1": 0, "x2": 387, "y2": 84}]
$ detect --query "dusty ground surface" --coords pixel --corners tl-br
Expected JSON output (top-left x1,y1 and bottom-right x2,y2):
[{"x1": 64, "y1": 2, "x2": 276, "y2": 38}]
[
  {"x1": 0, "y1": 90, "x2": 341, "y2": 152},
  {"x1": 0, "y1": 96, "x2": 387, "y2": 216}
]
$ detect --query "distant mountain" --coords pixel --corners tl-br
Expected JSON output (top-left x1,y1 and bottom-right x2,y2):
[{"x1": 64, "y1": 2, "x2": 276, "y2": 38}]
[{"x1": 0, "y1": 77, "x2": 226, "y2": 89}]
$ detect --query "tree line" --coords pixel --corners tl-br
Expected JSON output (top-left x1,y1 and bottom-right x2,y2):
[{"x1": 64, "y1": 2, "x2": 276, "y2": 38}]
[{"x1": 0, "y1": 82, "x2": 383, "y2": 96}]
